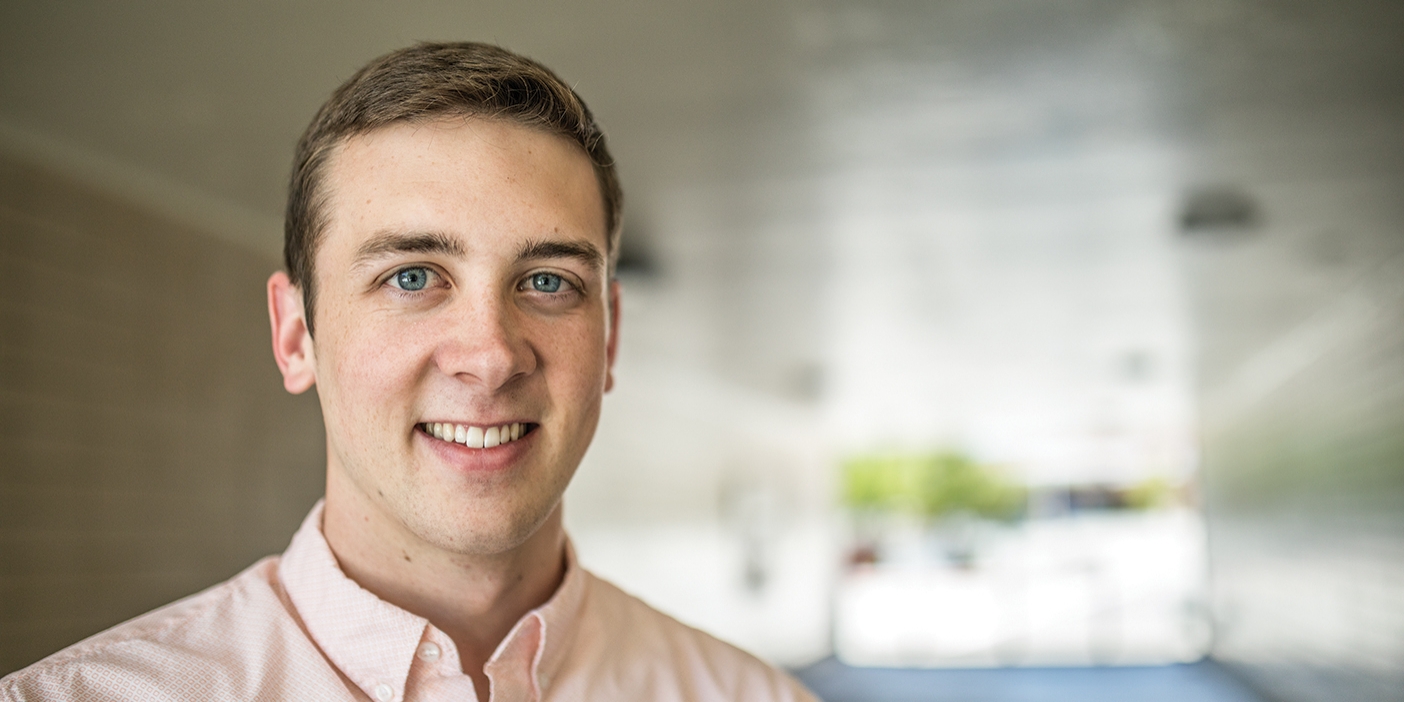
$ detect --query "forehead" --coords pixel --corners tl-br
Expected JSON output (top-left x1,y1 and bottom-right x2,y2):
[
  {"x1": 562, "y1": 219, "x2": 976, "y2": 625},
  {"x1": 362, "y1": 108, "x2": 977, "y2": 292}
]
[{"x1": 317, "y1": 118, "x2": 607, "y2": 262}]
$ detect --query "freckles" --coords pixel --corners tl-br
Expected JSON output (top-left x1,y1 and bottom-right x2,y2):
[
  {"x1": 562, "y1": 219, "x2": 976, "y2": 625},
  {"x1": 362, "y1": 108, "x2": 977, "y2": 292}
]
[
  {"x1": 334, "y1": 319, "x2": 427, "y2": 392},
  {"x1": 536, "y1": 323, "x2": 604, "y2": 362},
  {"x1": 363, "y1": 338, "x2": 431, "y2": 385},
  {"x1": 546, "y1": 346, "x2": 610, "y2": 398}
]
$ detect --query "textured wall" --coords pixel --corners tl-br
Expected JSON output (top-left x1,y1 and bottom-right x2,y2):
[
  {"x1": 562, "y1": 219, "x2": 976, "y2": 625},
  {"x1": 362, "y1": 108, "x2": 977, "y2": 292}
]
[
  {"x1": 0, "y1": 154, "x2": 325, "y2": 674},
  {"x1": 1188, "y1": 180, "x2": 1404, "y2": 700}
]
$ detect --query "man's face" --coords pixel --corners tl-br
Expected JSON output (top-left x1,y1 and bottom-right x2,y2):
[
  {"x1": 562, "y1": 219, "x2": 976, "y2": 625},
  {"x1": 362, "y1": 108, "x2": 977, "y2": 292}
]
[{"x1": 305, "y1": 117, "x2": 617, "y2": 555}]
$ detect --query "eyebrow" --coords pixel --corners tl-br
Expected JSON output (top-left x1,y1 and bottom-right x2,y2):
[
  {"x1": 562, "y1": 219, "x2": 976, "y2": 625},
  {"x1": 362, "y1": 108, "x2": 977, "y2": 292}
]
[
  {"x1": 515, "y1": 238, "x2": 605, "y2": 269},
  {"x1": 353, "y1": 231, "x2": 466, "y2": 265},
  {"x1": 351, "y1": 231, "x2": 604, "y2": 270}
]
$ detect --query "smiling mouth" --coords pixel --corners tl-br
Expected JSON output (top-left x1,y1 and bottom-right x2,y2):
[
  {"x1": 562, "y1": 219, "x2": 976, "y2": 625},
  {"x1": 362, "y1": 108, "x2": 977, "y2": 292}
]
[{"x1": 418, "y1": 422, "x2": 535, "y2": 449}]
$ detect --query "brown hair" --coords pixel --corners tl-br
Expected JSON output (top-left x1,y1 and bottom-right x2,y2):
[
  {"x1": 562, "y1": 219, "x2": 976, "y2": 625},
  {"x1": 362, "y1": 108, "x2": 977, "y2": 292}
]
[{"x1": 285, "y1": 41, "x2": 622, "y2": 335}]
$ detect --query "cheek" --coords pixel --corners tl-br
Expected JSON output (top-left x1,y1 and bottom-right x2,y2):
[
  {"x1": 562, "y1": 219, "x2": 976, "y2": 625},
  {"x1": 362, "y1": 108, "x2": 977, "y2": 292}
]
[
  {"x1": 537, "y1": 317, "x2": 611, "y2": 399},
  {"x1": 326, "y1": 317, "x2": 434, "y2": 409}
]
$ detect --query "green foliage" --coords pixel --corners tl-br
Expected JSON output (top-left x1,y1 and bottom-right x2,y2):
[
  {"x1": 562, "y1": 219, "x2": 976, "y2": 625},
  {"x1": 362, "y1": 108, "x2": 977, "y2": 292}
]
[
  {"x1": 1123, "y1": 476, "x2": 1176, "y2": 510},
  {"x1": 841, "y1": 450, "x2": 1025, "y2": 520},
  {"x1": 841, "y1": 454, "x2": 912, "y2": 511}
]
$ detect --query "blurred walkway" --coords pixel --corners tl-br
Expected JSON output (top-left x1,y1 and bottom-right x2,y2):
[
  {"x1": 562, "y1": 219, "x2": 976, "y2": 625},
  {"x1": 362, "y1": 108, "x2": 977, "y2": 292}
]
[{"x1": 793, "y1": 658, "x2": 1264, "y2": 702}]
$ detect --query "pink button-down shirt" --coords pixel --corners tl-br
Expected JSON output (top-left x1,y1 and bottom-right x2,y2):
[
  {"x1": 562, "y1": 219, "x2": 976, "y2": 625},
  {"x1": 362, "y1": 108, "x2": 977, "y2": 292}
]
[{"x1": 2, "y1": 503, "x2": 817, "y2": 702}]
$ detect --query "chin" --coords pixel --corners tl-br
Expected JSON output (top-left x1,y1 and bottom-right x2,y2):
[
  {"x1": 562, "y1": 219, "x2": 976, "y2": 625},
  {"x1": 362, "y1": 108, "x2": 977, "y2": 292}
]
[{"x1": 409, "y1": 495, "x2": 561, "y2": 556}]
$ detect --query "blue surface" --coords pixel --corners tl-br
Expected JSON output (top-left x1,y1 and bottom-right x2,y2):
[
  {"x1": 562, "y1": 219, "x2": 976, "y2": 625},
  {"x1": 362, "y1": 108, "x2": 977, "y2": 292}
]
[{"x1": 792, "y1": 658, "x2": 1266, "y2": 702}]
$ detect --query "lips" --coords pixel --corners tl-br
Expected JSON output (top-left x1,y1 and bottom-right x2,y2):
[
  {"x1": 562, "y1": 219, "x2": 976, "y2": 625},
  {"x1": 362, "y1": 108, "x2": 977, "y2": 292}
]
[{"x1": 419, "y1": 421, "x2": 531, "y2": 449}]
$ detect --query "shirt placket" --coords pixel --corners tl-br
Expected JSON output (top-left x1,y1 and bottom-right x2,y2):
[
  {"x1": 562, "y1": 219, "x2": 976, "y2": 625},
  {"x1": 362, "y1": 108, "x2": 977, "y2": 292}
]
[{"x1": 404, "y1": 627, "x2": 479, "y2": 702}]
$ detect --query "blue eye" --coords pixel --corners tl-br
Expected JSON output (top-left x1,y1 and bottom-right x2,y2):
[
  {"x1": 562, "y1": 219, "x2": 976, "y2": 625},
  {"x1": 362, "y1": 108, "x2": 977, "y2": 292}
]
[
  {"x1": 394, "y1": 267, "x2": 429, "y2": 291},
  {"x1": 530, "y1": 273, "x2": 563, "y2": 293}
]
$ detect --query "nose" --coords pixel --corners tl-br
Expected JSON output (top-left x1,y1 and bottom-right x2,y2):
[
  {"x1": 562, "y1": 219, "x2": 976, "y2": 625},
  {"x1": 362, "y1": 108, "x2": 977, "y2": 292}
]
[{"x1": 432, "y1": 291, "x2": 536, "y2": 390}]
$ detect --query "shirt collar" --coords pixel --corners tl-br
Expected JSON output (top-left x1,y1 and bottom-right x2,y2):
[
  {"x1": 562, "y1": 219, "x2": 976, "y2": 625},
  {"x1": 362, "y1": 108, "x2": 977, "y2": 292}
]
[
  {"x1": 528, "y1": 538, "x2": 587, "y2": 692},
  {"x1": 279, "y1": 500, "x2": 588, "y2": 700},
  {"x1": 279, "y1": 502, "x2": 427, "y2": 700}
]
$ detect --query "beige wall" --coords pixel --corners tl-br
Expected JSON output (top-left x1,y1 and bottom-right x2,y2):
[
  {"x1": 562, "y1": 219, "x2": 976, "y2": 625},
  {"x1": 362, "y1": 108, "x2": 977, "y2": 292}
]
[{"x1": 0, "y1": 153, "x2": 325, "y2": 674}]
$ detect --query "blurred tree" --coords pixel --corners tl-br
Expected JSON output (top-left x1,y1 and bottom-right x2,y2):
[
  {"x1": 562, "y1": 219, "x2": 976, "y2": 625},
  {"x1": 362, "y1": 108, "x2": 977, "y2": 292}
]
[
  {"x1": 1123, "y1": 476, "x2": 1176, "y2": 511},
  {"x1": 841, "y1": 450, "x2": 1024, "y2": 521}
]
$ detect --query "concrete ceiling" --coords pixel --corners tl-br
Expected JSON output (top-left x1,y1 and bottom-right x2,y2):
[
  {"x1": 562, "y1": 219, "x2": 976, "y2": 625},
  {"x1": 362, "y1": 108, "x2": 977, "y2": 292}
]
[{"x1": 6, "y1": 1, "x2": 1397, "y2": 254}]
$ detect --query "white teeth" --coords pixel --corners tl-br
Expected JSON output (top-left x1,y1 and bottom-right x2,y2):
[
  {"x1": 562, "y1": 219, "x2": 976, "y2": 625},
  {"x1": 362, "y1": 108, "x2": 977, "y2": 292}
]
[{"x1": 425, "y1": 422, "x2": 528, "y2": 448}]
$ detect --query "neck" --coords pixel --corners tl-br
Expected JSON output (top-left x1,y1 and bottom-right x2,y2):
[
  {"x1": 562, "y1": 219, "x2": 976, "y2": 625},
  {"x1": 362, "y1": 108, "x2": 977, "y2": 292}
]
[{"x1": 320, "y1": 470, "x2": 567, "y2": 688}]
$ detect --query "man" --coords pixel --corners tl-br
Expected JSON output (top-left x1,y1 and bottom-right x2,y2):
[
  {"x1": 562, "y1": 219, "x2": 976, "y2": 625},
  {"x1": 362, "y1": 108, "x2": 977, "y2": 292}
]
[{"x1": 2, "y1": 42, "x2": 816, "y2": 702}]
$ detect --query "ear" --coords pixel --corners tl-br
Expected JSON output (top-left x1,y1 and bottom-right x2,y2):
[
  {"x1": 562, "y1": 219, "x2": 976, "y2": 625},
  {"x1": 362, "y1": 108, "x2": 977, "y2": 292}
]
[
  {"x1": 604, "y1": 278, "x2": 622, "y2": 393},
  {"x1": 267, "y1": 271, "x2": 317, "y2": 394}
]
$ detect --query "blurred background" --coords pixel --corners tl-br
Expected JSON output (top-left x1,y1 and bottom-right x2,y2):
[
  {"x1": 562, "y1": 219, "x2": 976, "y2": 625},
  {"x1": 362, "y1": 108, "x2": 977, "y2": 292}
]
[{"x1": 2, "y1": 1, "x2": 1401, "y2": 700}]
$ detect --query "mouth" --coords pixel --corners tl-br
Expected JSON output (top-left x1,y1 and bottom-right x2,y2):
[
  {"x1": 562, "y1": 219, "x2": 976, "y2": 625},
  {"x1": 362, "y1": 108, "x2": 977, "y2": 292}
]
[{"x1": 417, "y1": 421, "x2": 536, "y2": 449}]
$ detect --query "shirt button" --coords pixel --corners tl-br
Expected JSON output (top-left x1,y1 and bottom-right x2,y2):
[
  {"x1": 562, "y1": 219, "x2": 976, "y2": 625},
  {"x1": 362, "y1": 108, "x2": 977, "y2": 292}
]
[
  {"x1": 373, "y1": 683, "x2": 394, "y2": 701},
  {"x1": 417, "y1": 642, "x2": 441, "y2": 662}
]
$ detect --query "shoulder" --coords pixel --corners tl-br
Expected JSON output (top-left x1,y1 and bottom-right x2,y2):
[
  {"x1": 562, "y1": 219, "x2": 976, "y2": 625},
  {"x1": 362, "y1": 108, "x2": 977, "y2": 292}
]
[
  {"x1": 560, "y1": 571, "x2": 818, "y2": 702},
  {"x1": 0, "y1": 558, "x2": 347, "y2": 702}
]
